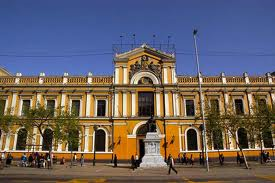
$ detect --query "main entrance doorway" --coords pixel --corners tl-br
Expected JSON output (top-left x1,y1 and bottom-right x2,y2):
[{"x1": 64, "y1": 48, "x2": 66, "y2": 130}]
[
  {"x1": 139, "y1": 139, "x2": 145, "y2": 160},
  {"x1": 136, "y1": 124, "x2": 147, "y2": 161}
]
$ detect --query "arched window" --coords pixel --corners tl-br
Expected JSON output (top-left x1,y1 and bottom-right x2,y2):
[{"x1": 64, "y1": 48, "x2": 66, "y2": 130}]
[
  {"x1": 263, "y1": 130, "x2": 273, "y2": 148},
  {"x1": 213, "y1": 129, "x2": 223, "y2": 150},
  {"x1": 95, "y1": 129, "x2": 106, "y2": 152},
  {"x1": 42, "y1": 128, "x2": 53, "y2": 151},
  {"x1": 187, "y1": 129, "x2": 198, "y2": 151},
  {"x1": 138, "y1": 77, "x2": 153, "y2": 84},
  {"x1": 237, "y1": 128, "x2": 248, "y2": 149},
  {"x1": 136, "y1": 124, "x2": 147, "y2": 136},
  {"x1": 68, "y1": 130, "x2": 79, "y2": 151},
  {"x1": 16, "y1": 128, "x2": 27, "y2": 150}
]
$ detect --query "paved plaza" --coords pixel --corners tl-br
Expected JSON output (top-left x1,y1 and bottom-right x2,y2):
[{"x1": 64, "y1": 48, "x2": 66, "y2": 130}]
[{"x1": 0, "y1": 161, "x2": 275, "y2": 182}]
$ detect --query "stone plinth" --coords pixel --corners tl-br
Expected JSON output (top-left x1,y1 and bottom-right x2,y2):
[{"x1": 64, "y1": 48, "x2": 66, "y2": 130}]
[{"x1": 140, "y1": 132, "x2": 167, "y2": 168}]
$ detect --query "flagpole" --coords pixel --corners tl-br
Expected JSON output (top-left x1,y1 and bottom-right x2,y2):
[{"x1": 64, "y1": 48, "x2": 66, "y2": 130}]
[{"x1": 193, "y1": 29, "x2": 209, "y2": 172}]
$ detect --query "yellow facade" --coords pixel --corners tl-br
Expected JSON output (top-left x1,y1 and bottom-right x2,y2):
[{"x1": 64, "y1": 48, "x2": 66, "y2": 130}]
[{"x1": 0, "y1": 44, "x2": 275, "y2": 161}]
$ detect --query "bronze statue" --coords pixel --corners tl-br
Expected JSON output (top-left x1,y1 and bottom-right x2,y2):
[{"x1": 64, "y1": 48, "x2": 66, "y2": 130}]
[{"x1": 146, "y1": 115, "x2": 157, "y2": 133}]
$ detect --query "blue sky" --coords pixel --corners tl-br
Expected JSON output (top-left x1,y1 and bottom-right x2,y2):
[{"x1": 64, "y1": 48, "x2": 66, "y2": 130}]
[{"x1": 0, "y1": 0, "x2": 274, "y2": 76}]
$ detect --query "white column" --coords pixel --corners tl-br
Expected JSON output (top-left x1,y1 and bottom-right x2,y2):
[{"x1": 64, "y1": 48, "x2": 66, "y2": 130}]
[
  {"x1": 36, "y1": 92, "x2": 42, "y2": 107},
  {"x1": 86, "y1": 91, "x2": 91, "y2": 117},
  {"x1": 123, "y1": 67, "x2": 128, "y2": 84},
  {"x1": 84, "y1": 126, "x2": 90, "y2": 152},
  {"x1": 176, "y1": 93, "x2": 180, "y2": 116},
  {"x1": 156, "y1": 92, "x2": 161, "y2": 116},
  {"x1": 171, "y1": 67, "x2": 177, "y2": 84},
  {"x1": 4, "y1": 133, "x2": 11, "y2": 151},
  {"x1": 247, "y1": 93, "x2": 253, "y2": 114},
  {"x1": 163, "y1": 67, "x2": 168, "y2": 84},
  {"x1": 122, "y1": 92, "x2": 127, "y2": 117},
  {"x1": 114, "y1": 92, "x2": 119, "y2": 117},
  {"x1": 0, "y1": 133, "x2": 4, "y2": 150},
  {"x1": 61, "y1": 92, "x2": 66, "y2": 112},
  {"x1": 131, "y1": 91, "x2": 136, "y2": 117},
  {"x1": 271, "y1": 92, "x2": 275, "y2": 104},
  {"x1": 178, "y1": 126, "x2": 182, "y2": 151},
  {"x1": 57, "y1": 142, "x2": 62, "y2": 152},
  {"x1": 224, "y1": 92, "x2": 229, "y2": 109},
  {"x1": 172, "y1": 92, "x2": 177, "y2": 116},
  {"x1": 115, "y1": 66, "x2": 119, "y2": 84},
  {"x1": 11, "y1": 91, "x2": 17, "y2": 115},
  {"x1": 164, "y1": 92, "x2": 169, "y2": 116}
]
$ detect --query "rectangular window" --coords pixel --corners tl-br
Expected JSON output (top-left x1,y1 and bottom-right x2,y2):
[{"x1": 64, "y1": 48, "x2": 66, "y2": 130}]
[
  {"x1": 185, "y1": 99, "x2": 195, "y2": 116},
  {"x1": 258, "y1": 99, "x2": 266, "y2": 108},
  {"x1": 97, "y1": 100, "x2": 106, "y2": 117},
  {"x1": 0, "y1": 100, "x2": 6, "y2": 115},
  {"x1": 46, "y1": 100, "x2": 55, "y2": 117},
  {"x1": 71, "y1": 100, "x2": 80, "y2": 116},
  {"x1": 234, "y1": 99, "x2": 244, "y2": 115},
  {"x1": 210, "y1": 99, "x2": 219, "y2": 113},
  {"x1": 22, "y1": 100, "x2": 31, "y2": 116},
  {"x1": 138, "y1": 92, "x2": 154, "y2": 117}
]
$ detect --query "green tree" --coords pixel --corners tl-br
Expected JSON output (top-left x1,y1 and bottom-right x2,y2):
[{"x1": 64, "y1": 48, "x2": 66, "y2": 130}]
[
  {"x1": 220, "y1": 108, "x2": 249, "y2": 169},
  {"x1": 19, "y1": 104, "x2": 80, "y2": 167},
  {"x1": 205, "y1": 104, "x2": 223, "y2": 162},
  {"x1": 244, "y1": 99, "x2": 275, "y2": 164}
]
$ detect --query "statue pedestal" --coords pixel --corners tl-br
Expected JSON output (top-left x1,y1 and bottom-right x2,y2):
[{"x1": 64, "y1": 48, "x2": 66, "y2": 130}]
[{"x1": 140, "y1": 132, "x2": 167, "y2": 168}]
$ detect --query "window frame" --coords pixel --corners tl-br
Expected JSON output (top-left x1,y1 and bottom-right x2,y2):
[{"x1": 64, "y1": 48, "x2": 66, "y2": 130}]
[
  {"x1": 234, "y1": 98, "x2": 245, "y2": 115},
  {"x1": 184, "y1": 99, "x2": 195, "y2": 117},
  {"x1": 19, "y1": 98, "x2": 32, "y2": 116},
  {"x1": 94, "y1": 98, "x2": 108, "y2": 117}
]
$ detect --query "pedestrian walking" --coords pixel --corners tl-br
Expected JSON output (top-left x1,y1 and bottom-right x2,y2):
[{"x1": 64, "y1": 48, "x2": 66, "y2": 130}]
[
  {"x1": 236, "y1": 152, "x2": 240, "y2": 164},
  {"x1": 219, "y1": 153, "x2": 224, "y2": 166},
  {"x1": 80, "y1": 153, "x2": 84, "y2": 167},
  {"x1": 168, "y1": 154, "x2": 177, "y2": 175},
  {"x1": 135, "y1": 154, "x2": 139, "y2": 168},
  {"x1": 113, "y1": 154, "x2": 118, "y2": 167},
  {"x1": 131, "y1": 155, "x2": 135, "y2": 170}
]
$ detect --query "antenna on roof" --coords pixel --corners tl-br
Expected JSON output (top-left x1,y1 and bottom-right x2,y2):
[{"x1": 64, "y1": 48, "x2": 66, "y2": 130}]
[
  {"x1": 132, "y1": 34, "x2": 136, "y2": 49},
  {"x1": 153, "y1": 34, "x2": 156, "y2": 48},
  {"x1": 167, "y1": 35, "x2": 171, "y2": 52},
  {"x1": 120, "y1": 35, "x2": 123, "y2": 51}
]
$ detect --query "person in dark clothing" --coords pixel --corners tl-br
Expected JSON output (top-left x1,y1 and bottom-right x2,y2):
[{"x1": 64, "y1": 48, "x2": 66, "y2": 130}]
[
  {"x1": 168, "y1": 154, "x2": 177, "y2": 175},
  {"x1": 199, "y1": 152, "x2": 204, "y2": 165},
  {"x1": 113, "y1": 154, "x2": 118, "y2": 167},
  {"x1": 6, "y1": 153, "x2": 13, "y2": 167},
  {"x1": 182, "y1": 153, "x2": 187, "y2": 165},
  {"x1": 236, "y1": 152, "x2": 240, "y2": 164},
  {"x1": 131, "y1": 155, "x2": 135, "y2": 170},
  {"x1": 219, "y1": 153, "x2": 224, "y2": 166},
  {"x1": 28, "y1": 154, "x2": 34, "y2": 167}
]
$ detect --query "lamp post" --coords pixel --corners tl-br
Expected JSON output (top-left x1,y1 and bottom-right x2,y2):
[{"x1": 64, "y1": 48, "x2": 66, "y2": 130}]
[
  {"x1": 93, "y1": 125, "x2": 98, "y2": 166},
  {"x1": 193, "y1": 29, "x2": 209, "y2": 172}
]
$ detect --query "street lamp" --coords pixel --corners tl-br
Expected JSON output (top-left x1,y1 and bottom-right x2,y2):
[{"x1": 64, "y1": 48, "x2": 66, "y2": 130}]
[
  {"x1": 93, "y1": 125, "x2": 98, "y2": 166},
  {"x1": 193, "y1": 29, "x2": 209, "y2": 172}
]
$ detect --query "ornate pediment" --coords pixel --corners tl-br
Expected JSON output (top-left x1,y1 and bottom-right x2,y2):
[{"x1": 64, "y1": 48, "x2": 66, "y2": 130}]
[{"x1": 129, "y1": 55, "x2": 161, "y2": 80}]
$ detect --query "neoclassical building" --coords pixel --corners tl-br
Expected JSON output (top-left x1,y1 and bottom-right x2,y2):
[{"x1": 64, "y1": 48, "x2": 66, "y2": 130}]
[{"x1": 0, "y1": 44, "x2": 274, "y2": 160}]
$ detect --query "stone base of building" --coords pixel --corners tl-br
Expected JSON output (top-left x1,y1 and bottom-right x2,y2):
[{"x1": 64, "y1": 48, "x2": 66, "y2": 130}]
[{"x1": 140, "y1": 132, "x2": 167, "y2": 168}]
